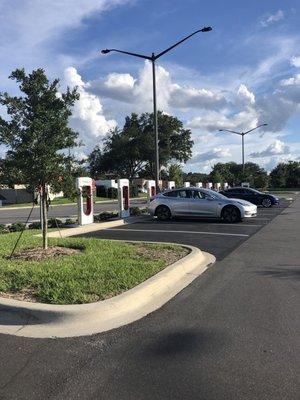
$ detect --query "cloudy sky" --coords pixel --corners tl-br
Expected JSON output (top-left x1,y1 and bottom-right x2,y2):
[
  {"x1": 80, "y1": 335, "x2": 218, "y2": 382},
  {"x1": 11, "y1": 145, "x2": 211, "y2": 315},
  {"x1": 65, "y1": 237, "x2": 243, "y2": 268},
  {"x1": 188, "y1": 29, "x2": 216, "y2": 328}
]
[{"x1": 0, "y1": 0, "x2": 299, "y2": 172}]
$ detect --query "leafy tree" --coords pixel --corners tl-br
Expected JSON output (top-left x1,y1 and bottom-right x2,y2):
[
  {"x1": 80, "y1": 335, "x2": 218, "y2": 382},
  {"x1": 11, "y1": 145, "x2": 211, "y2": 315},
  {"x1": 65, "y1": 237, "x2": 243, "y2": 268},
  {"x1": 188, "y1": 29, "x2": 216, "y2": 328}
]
[
  {"x1": 209, "y1": 170, "x2": 223, "y2": 184},
  {"x1": 270, "y1": 161, "x2": 300, "y2": 188},
  {"x1": 0, "y1": 68, "x2": 79, "y2": 249},
  {"x1": 209, "y1": 162, "x2": 268, "y2": 188},
  {"x1": 168, "y1": 164, "x2": 184, "y2": 187},
  {"x1": 89, "y1": 112, "x2": 193, "y2": 180},
  {"x1": 182, "y1": 171, "x2": 209, "y2": 186}
]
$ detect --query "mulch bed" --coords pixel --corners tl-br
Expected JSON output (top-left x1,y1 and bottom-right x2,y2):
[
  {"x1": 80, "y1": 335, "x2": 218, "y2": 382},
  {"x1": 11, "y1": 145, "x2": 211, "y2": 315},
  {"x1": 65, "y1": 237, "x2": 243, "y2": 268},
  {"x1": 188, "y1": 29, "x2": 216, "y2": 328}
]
[{"x1": 8, "y1": 246, "x2": 81, "y2": 261}]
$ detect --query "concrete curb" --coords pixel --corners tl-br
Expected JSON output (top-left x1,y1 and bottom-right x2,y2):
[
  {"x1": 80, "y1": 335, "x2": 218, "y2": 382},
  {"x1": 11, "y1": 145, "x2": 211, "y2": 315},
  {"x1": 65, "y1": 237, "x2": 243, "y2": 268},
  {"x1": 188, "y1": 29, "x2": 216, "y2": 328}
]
[{"x1": 0, "y1": 244, "x2": 215, "y2": 338}]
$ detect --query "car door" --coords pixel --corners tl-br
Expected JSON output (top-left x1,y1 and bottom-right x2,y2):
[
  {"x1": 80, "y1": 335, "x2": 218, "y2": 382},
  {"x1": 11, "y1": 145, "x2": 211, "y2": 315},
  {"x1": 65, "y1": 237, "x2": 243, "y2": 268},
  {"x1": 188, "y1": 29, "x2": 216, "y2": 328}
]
[
  {"x1": 243, "y1": 189, "x2": 260, "y2": 205},
  {"x1": 166, "y1": 189, "x2": 192, "y2": 216},
  {"x1": 228, "y1": 188, "x2": 245, "y2": 199},
  {"x1": 189, "y1": 189, "x2": 218, "y2": 217}
]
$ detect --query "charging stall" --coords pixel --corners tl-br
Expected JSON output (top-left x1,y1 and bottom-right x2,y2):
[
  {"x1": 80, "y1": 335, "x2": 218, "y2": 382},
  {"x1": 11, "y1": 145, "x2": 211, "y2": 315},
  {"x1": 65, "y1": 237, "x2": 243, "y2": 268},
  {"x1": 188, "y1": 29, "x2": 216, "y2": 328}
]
[
  {"x1": 196, "y1": 182, "x2": 203, "y2": 188},
  {"x1": 147, "y1": 180, "x2": 156, "y2": 205},
  {"x1": 215, "y1": 182, "x2": 221, "y2": 191},
  {"x1": 184, "y1": 182, "x2": 190, "y2": 188},
  {"x1": 224, "y1": 182, "x2": 229, "y2": 190},
  {"x1": 76, "y1": 177, "x2": 94, "y2": 226},
  {"x1": 118, "y1": 179, "x2": 130, "y2": 218},
  {"x1": 168, "y1": 181, "x2": 175, "y2": 190}
]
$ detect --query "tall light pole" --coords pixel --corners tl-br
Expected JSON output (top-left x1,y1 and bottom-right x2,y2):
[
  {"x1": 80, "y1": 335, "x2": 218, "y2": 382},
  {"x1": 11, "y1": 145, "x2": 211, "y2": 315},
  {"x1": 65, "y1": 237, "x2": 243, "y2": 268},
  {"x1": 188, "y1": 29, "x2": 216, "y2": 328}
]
[
  {"x1": 101, "y1": 26, "x2": 212, "y2": 192},
  {"x1": 219, "y1": 123, "x2": 267, "y2": 173}
]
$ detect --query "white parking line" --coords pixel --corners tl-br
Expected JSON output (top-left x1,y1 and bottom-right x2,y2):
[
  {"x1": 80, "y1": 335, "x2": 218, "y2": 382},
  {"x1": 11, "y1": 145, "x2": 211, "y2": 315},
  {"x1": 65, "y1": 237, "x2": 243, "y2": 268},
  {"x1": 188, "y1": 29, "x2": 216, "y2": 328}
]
[{"x1": 106, "y1": 228, "x2": 249, "y2": 237}]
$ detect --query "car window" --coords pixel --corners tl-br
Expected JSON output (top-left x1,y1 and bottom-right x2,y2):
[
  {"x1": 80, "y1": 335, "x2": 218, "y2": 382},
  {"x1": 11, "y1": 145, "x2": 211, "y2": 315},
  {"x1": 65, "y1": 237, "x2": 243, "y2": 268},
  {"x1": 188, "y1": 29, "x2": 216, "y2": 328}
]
[
  {"x1": 163, "y1": 190, "x2": 178, "y2": 197},
  {"x1": 178, "y1": 190, "x2": 190, "y2": 198},
  {"x1": 192, "y1": 190, "x2": 206, "y2": 199}
]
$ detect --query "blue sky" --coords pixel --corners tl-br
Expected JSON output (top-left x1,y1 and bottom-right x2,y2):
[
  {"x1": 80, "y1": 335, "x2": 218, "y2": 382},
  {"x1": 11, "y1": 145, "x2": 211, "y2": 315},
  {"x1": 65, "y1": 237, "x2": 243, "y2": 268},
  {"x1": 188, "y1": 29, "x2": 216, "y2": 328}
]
[{"x1": 0, "y1": 0, "x2": 299, "y2": 172}]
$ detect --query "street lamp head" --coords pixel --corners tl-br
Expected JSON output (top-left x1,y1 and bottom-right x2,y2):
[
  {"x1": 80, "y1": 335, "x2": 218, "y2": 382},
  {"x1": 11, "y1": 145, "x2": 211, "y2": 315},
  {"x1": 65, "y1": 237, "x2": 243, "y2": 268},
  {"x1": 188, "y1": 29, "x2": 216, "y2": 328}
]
[
  {"x1": 262, "y1": 123, "x2": 268, "y2": 126},
  {"x1": 101, "y1": 49, "x2": 111, "y2": 54},
  {"x1": 218, "y1": 129, "x2": 223, "y2": 131},
  {"x1": 201, "y1": 26, "x2": 212, "y2": 32}
]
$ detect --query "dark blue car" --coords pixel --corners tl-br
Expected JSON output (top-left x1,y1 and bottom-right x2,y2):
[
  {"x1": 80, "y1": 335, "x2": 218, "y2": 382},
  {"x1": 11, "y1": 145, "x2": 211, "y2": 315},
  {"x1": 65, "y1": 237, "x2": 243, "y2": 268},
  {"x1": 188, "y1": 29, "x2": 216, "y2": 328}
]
[{"x1": 220, "y1": 187, "x2": 279, "y2": 208}]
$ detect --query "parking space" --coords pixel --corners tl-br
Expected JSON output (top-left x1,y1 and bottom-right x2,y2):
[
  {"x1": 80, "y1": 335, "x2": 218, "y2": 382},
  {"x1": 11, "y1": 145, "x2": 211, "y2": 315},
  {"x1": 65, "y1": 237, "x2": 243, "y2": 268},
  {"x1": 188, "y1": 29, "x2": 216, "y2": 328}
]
[{"x1": 78, "y1": 200, "x2": 291, "y2": 260}]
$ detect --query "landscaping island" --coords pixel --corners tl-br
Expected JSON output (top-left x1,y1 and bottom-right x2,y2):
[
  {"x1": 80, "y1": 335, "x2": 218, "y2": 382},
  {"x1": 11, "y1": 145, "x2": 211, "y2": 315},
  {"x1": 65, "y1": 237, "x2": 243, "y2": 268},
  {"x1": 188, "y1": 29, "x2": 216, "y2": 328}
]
[{"x1": 0, "y1": 230, "x2": 188, "y2": 305}]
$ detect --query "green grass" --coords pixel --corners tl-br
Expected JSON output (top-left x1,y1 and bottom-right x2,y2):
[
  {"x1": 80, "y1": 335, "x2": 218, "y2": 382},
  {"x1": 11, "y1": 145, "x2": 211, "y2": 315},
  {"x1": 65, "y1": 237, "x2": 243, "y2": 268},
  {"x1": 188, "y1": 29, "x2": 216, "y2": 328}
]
[{"x1": 0, "y1": 230, "x2": 187, "y2": 305}]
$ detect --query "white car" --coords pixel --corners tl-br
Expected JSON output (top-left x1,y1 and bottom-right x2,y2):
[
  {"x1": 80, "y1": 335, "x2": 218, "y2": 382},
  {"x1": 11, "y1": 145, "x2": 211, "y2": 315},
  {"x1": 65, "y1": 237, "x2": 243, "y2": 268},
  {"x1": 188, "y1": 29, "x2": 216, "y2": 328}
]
[{"x1": 149, "y1": 187, "x2": 257, "y2": 223}]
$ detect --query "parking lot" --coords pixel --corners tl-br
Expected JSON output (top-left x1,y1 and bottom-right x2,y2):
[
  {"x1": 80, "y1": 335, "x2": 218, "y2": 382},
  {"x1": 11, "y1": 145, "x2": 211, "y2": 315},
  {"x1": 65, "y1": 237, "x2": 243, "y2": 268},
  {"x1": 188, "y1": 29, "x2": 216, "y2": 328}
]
[{"x1": 79, "y1": 199, "x2": 291, "y2": 260}]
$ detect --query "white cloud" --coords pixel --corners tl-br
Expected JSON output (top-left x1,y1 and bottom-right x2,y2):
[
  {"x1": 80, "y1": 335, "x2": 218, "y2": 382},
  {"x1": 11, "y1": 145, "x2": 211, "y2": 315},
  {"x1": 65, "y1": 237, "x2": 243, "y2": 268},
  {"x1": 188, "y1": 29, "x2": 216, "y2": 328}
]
[
  {"x1": 187, "y1": 109, "x2": 259, "y2": 133},
  {"x1": 189, "y1": 148, "x2": 231, "y2": 163},
  {"x1": 64, "y1": 67, "x2": 117, "y2": 151},
  {"x1": 90, "y1": 61, "x2": 227, "y2": 113},
  {"x1": 280, "y1": 74, "x2": 300, "y2": 86},
  {"x1": 249, "y1": 139, "x2": 290, "y2": 158},
  {"x1": 236, "y1": 84, "x2": 255, "y2": 105},
  {"x1": 291, "y1": 56, "x2": 300, "y2": 68},
  {"x1": 260, "y1": 10, "x2": 284, "y2": 27}
]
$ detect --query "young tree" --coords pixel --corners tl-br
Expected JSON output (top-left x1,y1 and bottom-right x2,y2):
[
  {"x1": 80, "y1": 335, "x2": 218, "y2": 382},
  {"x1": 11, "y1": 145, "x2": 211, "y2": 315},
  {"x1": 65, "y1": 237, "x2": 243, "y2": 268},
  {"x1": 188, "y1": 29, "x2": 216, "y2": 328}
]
[
  {"x1": 0, "y1": 69, "x2": 79, "y2": 249},
  {"x1": 168, "y1": 164, "x2": 184, "y2": 187}
]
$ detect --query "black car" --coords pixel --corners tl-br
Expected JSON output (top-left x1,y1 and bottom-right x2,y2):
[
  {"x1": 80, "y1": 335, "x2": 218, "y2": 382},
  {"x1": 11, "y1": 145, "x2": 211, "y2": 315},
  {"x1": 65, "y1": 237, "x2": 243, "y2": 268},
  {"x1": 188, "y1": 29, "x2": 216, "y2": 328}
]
[{"x1": 219, "y1": 187, "x2": 279, "y2": 208}]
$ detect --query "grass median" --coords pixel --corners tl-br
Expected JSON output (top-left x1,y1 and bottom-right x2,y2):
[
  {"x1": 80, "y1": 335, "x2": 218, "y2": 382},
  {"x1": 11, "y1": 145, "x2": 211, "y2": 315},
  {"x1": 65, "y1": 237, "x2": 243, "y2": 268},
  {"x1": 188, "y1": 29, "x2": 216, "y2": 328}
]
[{"x1": 0, "y1": 230, "x2": 188, "y2": 305}]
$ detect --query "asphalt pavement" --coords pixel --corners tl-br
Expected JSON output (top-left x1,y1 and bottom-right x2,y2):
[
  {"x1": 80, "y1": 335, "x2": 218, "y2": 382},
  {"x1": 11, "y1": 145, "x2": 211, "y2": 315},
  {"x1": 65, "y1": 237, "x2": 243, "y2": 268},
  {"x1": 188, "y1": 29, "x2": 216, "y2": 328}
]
[
  {"x1": 0, "y1": 199, "x2": 146, "y2": 224},
  {"x1": 78, "y1": 201, "x2": 289, "y2": 260},
  {"x1": 0, "y1": 197, "x2": 299, "y2": 400}
]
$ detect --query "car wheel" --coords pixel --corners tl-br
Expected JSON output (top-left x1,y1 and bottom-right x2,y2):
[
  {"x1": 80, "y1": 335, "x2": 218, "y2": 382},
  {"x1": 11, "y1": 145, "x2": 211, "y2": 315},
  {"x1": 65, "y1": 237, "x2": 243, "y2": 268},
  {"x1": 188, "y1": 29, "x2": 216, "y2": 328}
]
[
  {"x1": 155, "y1": 205, "x2": 171, "y2": 221},
  {"x1": 222, "y1": 206, "x2": 241, "y2": 223},
  {"x1": 261, "y1": 198, "x2": 272, "y2": 208}
]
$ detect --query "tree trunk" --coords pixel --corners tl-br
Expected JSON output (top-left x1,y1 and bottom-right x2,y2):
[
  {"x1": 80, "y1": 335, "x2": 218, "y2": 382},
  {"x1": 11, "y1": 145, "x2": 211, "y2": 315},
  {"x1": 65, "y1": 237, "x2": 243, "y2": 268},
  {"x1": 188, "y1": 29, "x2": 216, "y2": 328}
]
[{"x1": 41, "y1": 184, "x2": 48, "y2": 250}]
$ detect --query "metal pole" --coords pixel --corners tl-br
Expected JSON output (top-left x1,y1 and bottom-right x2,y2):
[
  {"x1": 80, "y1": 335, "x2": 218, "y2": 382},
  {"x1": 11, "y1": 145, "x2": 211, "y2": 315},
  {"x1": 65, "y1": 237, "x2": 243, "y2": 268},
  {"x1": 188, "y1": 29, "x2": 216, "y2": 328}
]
[
  {"x1": 242, "y1": 134, "x2": 245, "y2": 173},
  {"x1": 152, "y1": 55, "x2": 160, "y2": 192}
]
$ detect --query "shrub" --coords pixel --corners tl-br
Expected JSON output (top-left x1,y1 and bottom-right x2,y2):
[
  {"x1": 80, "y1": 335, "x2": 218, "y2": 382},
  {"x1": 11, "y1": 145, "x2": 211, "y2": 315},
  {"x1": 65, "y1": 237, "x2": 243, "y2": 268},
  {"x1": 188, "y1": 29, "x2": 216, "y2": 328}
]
[
  {"x1": 130, "y1": 186, "x2": 139, "y2": 198},
  {"x1": 9, "y1": 222, "x2": 26, "y2": 232},
  {"x1": 28, "y1": 221, "x2": 41, "y2": 229},
  {"x1": 107, "y1": 187, "x2": 118, "y2": 199},
  {"x1": 130, "y1": 206, "x2": 141, "y2": 216},
  {"x1": 96, "y1": 185, "x2": 108, "y2": 198},
  {"x1": 64, "y1": 218, "x2": 77, "y2": 226},
  {"x1": 0, "y1": 224, "x2": 9, "y2": 234},
  {"x1": 47, "y1": 218, "x2": 63, "y2": 228},
  {"x1": 95, "y1": 211, "x2": 118, "y2": 221}
]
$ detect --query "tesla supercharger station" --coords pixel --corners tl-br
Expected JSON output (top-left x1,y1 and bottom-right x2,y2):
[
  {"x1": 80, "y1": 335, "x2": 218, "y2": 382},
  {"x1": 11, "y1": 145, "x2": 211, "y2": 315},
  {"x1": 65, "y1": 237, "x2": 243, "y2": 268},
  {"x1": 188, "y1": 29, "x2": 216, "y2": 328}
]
[
  {"x1": 118, "y1": 179, "x2": 130, "y2": 218},
  {"x1": 147, "y1": 180, "x2": 156, "y2": 205},
  {"x1": 76, "y1": 177, "x2": 94, "y2": 226},
  {"x1": 196, "y1": 182, "x2": 203, "y2": 188},
  {"x1": 224, "y1": 182, "x2": 229, "y2": 190},
  {"x1": 216, "y1": 182, "x2": 221, "y2": 191},
  {"x1": 184, "y1": 182, "x2": 190, "y2": 188},
  {"x1": 168, "y1": 181, "x2": 175, "y2": 189},
  {"x1": 206, "y1": 182, "x2": 213, "y2": 189}
]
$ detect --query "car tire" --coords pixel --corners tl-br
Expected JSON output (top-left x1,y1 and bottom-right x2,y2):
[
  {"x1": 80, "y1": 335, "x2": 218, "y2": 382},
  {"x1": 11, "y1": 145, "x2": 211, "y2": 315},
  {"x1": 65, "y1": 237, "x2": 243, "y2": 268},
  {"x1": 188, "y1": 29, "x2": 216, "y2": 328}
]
[
  {"x1": 261, "y1": 198, "x2": 272, "y2": 208},
  {"x1": 222, "y1": 206, "x2": 241, "y2": 223},
  {"x1": 155, "y1": 205, "x2": 171, "y2": 221}
]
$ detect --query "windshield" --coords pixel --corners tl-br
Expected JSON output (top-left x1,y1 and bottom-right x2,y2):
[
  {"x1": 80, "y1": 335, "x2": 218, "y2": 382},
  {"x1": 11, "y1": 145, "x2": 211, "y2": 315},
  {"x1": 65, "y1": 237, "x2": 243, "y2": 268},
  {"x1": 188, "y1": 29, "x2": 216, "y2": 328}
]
[{"x1": 204, "y1": 189, "x2": 228, "y2": 200}]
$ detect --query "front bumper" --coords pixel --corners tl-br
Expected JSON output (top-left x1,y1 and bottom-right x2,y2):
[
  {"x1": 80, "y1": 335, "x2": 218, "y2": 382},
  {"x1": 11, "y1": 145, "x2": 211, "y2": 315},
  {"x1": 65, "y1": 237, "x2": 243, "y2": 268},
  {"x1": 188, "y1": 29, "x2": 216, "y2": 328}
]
[{"x1": 244, "y1": 207, "x2": 257, "y2": 218}]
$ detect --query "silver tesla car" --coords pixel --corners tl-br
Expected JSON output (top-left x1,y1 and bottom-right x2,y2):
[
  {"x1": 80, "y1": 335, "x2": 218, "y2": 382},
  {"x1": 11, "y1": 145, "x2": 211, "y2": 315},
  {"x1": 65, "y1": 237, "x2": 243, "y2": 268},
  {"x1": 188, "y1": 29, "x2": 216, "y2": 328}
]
[{"x1": 149, "y1": 187, "x2": 257, "y2": 223}]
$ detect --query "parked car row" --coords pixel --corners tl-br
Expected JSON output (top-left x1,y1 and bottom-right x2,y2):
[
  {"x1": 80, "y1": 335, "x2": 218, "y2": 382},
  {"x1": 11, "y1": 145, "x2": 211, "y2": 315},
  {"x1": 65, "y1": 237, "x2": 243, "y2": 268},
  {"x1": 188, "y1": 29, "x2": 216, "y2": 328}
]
[{"x1": 149, "y1": 187, "x2": 279, "y2": 223}]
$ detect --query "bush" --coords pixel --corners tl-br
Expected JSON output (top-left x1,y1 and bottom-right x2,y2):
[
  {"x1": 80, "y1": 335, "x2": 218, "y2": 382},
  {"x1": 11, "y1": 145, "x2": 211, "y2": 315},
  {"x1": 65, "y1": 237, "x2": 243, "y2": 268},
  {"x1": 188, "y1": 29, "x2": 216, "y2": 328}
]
[
  {"x1": 0, "y1": 224, "x2": 9, "y2": 234},
  {"x1": 96, "y1": 185, "x2": 108, "y2": 198},
  {"x1": 130, "y1": 206, "x2": 141, "y2": 216},
  {"x1": 47, "y1": 218, "x2": 63, "y2": 228},
  {"x1": 9, "y1": 222, "x2": 26, "y2": 232},
  {"x1": 28, "y1": 221, "x2": 41, "y2": 230},
  {"x1": 107, "y1": 187, "x2": 118, "y2": 199},
  {"x1": 130, "y1": 186, "x2": 139, "y2": 198},
  {"x1": 95, "y1": 211, "x2": 118, "y2": 221},
  {"x1": 64, "y1": 218, "x2": 77, "y2": 226}
]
